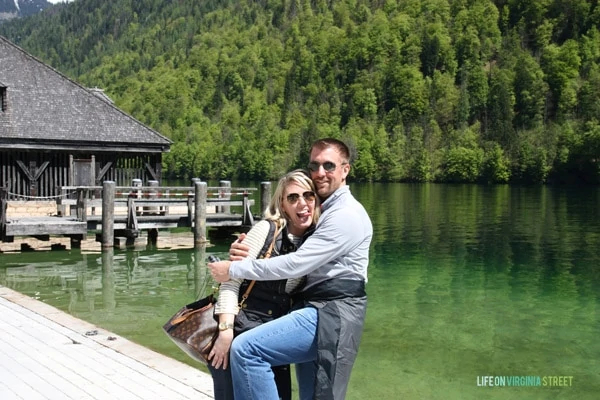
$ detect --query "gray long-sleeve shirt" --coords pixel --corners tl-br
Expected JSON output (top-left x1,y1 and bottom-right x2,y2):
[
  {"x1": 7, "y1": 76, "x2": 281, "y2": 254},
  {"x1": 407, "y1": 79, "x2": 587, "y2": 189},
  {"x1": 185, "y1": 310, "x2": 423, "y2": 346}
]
[{"x1": 229, "y1": 185, "x2": 372, "y2": 290}]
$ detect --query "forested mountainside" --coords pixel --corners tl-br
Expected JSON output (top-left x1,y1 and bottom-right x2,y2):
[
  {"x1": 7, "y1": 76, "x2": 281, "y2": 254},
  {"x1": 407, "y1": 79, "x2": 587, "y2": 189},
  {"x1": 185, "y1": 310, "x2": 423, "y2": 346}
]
[{"x1": 1, "y1": 0, "x2": 599, "y2": 184}]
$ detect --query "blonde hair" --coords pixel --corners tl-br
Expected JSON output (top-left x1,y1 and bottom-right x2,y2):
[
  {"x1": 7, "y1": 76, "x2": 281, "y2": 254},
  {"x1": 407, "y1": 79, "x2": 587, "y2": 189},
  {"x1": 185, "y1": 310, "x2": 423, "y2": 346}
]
[{"x1": 264, "y1": 169, "x2": 320, "y2": 231}]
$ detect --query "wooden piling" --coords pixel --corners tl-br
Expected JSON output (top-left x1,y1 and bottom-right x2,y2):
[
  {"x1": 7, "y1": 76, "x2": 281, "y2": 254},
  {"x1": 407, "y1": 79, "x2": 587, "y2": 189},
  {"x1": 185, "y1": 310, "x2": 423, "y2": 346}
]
[
  {"x1": 0, "y1": 186, "x2": 7, "y2": 241},
  {"x1": 132, "y1": 178, "x2": 142, "y2": 215},
  {"x1": 146, "y1": 180, "x2": 159, "y2": 215},
  {"x1": 101, "y1": 181, "x2": 115, "y2": 249},
  {"x1": 260, "y1": 181, "x2": 271, "y2": 217},
  {"x1": 193, "y1": 245, "x2": 209, "y2": 299},
  {"x1": 58, "y1": 187, "x2": 67, "y2": 216},
  {"x1": 219, "y1": 180, "x2": 231, "y2": 213},
  {"x1": 194, "y1": 181, "x2": 207, "y2": 245},
  {"x1": 146, "y1": 179, "x2": 159, "y2": 245},
  {"x1": 101, "y1": 248, "x2": 116, "y2": 310}
]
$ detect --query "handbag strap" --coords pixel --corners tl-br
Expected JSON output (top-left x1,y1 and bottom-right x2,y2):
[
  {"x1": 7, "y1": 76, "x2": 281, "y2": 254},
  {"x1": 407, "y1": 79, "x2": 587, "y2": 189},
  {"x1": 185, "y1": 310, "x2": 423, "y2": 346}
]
[{"x1": 238, "y1": 223, "x2": 281, "y2": 309}]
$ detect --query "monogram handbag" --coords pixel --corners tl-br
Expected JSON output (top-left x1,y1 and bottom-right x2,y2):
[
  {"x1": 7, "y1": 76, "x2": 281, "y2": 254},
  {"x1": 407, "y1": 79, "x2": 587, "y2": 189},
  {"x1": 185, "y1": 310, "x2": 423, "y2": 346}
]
[
  {"x1": 162, "y1": 293, "x2": 219, "y2": 365},
  {"x1": 162, "y1": 256, "x2": 257, "y2": 365},
  {"x1": 164, "y1": 231, "x2": 277, "y2": 365}
]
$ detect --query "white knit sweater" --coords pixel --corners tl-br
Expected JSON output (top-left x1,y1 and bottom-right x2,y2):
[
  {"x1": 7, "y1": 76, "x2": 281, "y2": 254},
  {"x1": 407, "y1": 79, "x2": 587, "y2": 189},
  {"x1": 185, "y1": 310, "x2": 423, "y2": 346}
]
[{"x1": 214, "y1": 220, "x2": 304, "y2": 315}]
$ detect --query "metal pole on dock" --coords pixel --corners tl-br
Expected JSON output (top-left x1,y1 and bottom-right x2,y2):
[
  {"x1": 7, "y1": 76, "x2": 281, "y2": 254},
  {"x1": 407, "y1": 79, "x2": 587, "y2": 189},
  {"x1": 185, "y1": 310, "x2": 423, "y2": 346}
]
[
  {"x1": 194, "y1": 181, "x2": 208, "y2": 246},
  {"x1": 260, "y1": 181, "x2": 271, "y2": 217},
  {"x1": 101, "y1": 181, "x2": 115, "y2": 249}
]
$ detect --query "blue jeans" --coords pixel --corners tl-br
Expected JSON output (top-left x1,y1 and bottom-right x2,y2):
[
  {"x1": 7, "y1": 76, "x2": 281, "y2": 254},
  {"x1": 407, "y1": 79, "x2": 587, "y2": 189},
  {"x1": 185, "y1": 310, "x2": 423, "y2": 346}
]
[{"x1": 230, "y1": 306, "x2": 318, "y2": 400}]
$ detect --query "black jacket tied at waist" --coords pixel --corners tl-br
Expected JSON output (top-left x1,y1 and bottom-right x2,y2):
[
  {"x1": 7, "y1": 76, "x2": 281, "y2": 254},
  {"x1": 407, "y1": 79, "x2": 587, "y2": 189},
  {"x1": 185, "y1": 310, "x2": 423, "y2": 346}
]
[
  {"x1": 296, "y1": 278, "x2": 366, "y2": 303},
  {"x1": 295, "y1": 279, "x2": 367, "y2": 400}
]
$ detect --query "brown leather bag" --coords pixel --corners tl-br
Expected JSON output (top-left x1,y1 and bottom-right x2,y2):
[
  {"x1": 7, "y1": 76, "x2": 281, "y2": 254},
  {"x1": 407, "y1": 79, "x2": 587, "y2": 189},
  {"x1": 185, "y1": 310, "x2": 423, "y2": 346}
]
[
  {"x1": 164, "y1": 229, "x2": 278, "y2": 365},
  {"x1": 162, "y1": 294, "x2": 219, "y2": 365}
]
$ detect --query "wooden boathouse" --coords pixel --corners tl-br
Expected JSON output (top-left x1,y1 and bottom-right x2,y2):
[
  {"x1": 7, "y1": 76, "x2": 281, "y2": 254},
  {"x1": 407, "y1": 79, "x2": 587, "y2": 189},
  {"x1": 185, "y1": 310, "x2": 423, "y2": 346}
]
[
  {"x1": 0, "y1": 35, "x2": 270, "y2": 250},
  {"x1": 0, "y1": 35, "x2": 171, "y2": 200}
]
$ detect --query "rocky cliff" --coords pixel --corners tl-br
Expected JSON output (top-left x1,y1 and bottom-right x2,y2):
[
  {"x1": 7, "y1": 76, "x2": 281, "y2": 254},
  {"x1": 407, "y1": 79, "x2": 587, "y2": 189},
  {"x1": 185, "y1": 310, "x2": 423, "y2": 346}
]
[{"x1": 0, "y1": 0, "x2": 50, "y2": 22}]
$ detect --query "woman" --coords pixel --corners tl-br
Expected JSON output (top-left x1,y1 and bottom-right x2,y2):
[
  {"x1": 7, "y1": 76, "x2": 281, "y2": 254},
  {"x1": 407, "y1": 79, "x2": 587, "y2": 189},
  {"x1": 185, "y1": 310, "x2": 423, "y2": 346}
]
[{"x1": 206, "y1": 169, "x2": 320, "y2": 400}]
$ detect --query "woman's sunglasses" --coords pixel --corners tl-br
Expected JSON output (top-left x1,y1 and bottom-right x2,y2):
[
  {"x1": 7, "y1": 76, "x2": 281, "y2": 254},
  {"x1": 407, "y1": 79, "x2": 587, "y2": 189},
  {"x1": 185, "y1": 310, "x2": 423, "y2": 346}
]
[
  {"x1": 286, "y1": 191, "x2": 316, "y2": 204},
  {"x1": 307, "y1": 161, "x2": 347, "y2": 172}
]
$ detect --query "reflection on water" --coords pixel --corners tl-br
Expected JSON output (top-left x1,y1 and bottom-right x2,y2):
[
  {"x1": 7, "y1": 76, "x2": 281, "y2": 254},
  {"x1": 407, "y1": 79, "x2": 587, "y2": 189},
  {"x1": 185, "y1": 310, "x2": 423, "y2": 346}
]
[
  {"x1": 1, "y1": 245, "x2": 227, "y2": 367},
  {"x1": 1, "y1": 183, "x2": 599, "y2": 399}
]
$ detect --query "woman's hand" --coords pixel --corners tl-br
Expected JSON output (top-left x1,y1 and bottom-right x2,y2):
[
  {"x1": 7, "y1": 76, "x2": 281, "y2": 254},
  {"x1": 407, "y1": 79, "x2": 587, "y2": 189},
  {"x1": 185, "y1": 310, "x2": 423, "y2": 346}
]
[{"x1": 208, "y1": 330, "x2": 234, "y2": 369}]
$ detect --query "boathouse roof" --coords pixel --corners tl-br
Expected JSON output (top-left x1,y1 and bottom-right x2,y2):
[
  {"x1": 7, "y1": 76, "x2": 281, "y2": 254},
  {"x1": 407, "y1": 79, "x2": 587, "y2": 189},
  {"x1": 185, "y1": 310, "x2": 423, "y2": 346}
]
[{"x1": 0, "y1": 35, "x2": 172, "y2": 153}]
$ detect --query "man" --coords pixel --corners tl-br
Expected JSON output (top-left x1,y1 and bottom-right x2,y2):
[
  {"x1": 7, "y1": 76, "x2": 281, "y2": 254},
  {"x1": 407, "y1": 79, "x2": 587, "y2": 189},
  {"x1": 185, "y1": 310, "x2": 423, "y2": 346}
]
[{"x1": 209, "y1": 138, "x2": 372, "y2": 400}]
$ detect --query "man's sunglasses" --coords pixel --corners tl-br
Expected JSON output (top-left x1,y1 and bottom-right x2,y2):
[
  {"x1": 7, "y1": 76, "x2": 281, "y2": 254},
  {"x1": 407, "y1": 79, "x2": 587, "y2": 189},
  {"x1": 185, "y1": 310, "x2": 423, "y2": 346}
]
[
  {"x1": 286, "y1": 191, "x2": 316, "y2": 204},
  {"x1": 307, "y1": 161, "x2": 347, "y2": 172}
]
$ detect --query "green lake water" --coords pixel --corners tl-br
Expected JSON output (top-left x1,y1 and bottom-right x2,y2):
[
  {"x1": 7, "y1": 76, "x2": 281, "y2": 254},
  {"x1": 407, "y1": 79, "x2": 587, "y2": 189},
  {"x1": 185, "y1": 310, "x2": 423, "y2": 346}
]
[{"x1": 1, "y1": 183, "x2": 599, "y2": 400}]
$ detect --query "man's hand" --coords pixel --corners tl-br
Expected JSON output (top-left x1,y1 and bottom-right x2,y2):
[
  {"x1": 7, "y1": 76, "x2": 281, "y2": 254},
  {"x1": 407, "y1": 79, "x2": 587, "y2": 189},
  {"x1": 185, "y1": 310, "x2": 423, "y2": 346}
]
[
  {"x1": 208, "y1": 260, "x2": 232, "y2": 283},
  {"x1": 229, "y1": 233, "x2": 250, "y2": 261}
]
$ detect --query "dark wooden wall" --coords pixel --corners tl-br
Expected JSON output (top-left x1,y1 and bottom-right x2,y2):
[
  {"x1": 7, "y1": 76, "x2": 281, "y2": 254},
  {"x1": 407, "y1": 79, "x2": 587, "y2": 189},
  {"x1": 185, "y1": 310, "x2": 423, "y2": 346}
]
[
  {"x1": 0, "y1": 151, "x2": 162, "y2": 200},
  {"x1": 101, "y1": 154, "x2": 162, "y2": 186}
]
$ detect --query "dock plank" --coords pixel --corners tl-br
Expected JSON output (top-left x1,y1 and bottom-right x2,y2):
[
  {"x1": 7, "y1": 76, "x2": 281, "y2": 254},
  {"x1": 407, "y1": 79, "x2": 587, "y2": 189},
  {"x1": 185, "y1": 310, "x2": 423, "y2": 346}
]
[
  {"x1": 0, "y1": 286, "x2": 214, "y2": 400},
  {"x1": 4, "y1": 216, "x2": 87, "y2": 237}
]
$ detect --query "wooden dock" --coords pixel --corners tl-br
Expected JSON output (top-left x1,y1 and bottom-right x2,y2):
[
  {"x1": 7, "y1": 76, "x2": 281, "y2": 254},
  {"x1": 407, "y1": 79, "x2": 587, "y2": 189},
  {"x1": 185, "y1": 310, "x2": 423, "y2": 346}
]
[
  {"x1": 0, "y1": 181, "x2": 272, "y2": 249},
  {"x1": 0, "y1": 286, "x2": 215, "y2": 399}
]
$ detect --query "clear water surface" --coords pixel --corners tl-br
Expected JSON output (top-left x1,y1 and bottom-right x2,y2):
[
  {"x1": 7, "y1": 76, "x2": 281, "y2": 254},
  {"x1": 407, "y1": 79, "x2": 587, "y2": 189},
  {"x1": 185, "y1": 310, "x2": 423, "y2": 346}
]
[{"x1": 1, "y1": 183, "x2": 599, "y2": 400}]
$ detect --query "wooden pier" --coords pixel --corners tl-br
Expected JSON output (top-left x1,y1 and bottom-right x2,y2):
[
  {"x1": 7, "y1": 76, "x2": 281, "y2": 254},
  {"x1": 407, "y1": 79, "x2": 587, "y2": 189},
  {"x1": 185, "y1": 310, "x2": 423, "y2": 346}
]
[{"x1": 0, "y1": 181, "x2": 272, "y2": 249}]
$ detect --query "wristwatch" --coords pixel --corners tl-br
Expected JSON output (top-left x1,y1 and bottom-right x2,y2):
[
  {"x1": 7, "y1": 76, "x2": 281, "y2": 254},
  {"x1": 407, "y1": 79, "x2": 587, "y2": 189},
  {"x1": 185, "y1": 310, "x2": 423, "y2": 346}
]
[{"x1": 218, "y1": 322, "x2": 234, "y2": 331}]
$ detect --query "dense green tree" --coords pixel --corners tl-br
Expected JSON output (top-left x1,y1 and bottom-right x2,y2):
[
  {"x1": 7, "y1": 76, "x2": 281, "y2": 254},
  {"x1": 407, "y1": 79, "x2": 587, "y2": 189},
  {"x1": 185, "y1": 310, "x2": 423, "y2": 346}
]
[
  {"x1": 578, "y1": 65, "x2": 600, "y2": 122},
  {"x1": 541, "y1": 40, "x2": 581, "y2": 120},
  {"x1": 513, "y1": 51, "x2": 548, "y2": 129},
  {"x1": 486, "y1": 68, "x2": 516, "y2": 150},
  {"x1": 442, "y1": 146, "x2": 484, "y2": 182},
  {"x1": 481, "y1": 143, "x2": 511, "y2": 183}
]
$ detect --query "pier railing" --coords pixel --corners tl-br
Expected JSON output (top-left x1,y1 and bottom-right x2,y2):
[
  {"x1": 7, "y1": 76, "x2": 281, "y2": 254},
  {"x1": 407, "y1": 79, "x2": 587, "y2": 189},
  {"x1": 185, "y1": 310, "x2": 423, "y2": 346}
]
[{"x1": 1, "y1": 181, "x2": 273, "y2": 248}]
